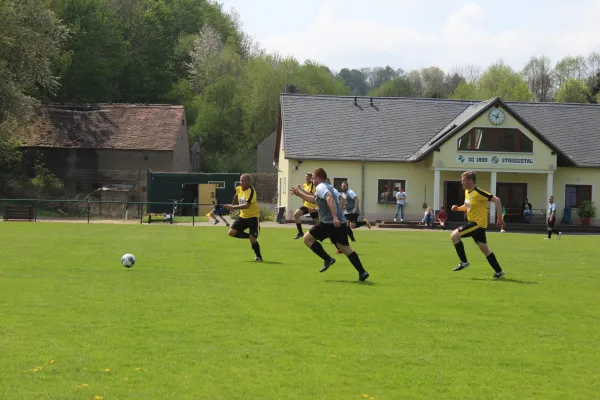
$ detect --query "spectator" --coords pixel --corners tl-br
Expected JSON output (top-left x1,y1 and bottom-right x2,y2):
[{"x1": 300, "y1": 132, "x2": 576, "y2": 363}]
[
  {"x1": 437, "y1": 206, "x2": 448, "y2": 229},
  {"x1": 421, "y1": 207, "x2": 433, "y2": 226},
  {"x1": 522, "y1": 198, "x2": 533, "y2": 223},
  {"x1": 394, "y1": 186, "x2": 407, "y2": 222}
]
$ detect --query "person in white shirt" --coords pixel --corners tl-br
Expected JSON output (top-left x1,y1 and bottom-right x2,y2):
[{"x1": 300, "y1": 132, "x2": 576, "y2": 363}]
[
  {"x1": 545, "y1": 196, "x2": 562, "y2": 239},
  {"x1": 394, "y1": 187, "x2": 407, "y2": 222}
]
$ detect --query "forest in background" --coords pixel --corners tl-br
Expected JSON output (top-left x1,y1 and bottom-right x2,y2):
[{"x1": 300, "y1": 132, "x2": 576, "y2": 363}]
[{"x1": 1, "y1": 0, "x2": 600, "y2": 197}]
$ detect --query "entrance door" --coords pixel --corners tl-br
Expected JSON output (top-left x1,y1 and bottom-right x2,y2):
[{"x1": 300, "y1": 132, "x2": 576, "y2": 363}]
[
  {"x1": 445, "y1": 181, "x2": 466, "y2": 222},
  {"x1": 496, "y1": 183, "x2": 527, "y2": 223},
  {"x1": 198, "y1": 183, "x2": 217, "y2": 217}
]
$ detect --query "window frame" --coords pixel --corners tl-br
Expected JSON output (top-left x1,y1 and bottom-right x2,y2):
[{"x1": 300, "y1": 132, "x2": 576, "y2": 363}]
[
  {"x1": 457, "y1": 127, "x2": 534, "y2": 154},
  {"x1": 377, "y1": 178, "x2": 407, "y2": 204},
  {"x1": 208, "y1": 181, "x2": 225, "y2": 189},
  {"x1": 564, "y1": 184, "x2": 593, "y2": 208},
  {"x1": 331, "y1": 177, "x2": 348, "y2": 192}
]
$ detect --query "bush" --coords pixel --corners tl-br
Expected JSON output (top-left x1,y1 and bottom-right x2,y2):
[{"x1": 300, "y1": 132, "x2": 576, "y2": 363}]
[
  {"x1": 259, "y1": 203, "x2": 275, "y2": 222},
  {"x1": 577, "y1": 200, "x2": 596, "y2": 219}
]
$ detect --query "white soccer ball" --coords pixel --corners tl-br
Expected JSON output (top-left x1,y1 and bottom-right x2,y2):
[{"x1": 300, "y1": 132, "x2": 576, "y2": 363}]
[{"x1": 121, "y1": 253, "x2": 135, "y2": 268}]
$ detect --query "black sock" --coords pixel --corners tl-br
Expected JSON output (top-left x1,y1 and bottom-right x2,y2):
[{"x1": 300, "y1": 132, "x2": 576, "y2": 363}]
[
  {"x1": 355, "y1": 221, "x2": 365, "y2": 228},
  {"x1": 252, "y1": 242, "x2": 262, "y2": 258},
  {"x1": 346, "y1": 226, "x2": 355, "y2": 241},
  {"x1": 553, "y1": 229, "x2": 560, "y2": 235},
  {"x1": 234, "y1": 231, "x2": 250, "y2": 239},
  {"x1": 348, "y1": 251, "x2": 366, "y2": 274},
  {"x1": 547, "y1": 230, "x2": 552, "y2": 238},
  {"x1": 310, "y1": 241, "x2": 331, "y2": 262},
  {"x1": 486, "y1": 252, "x2": 502, "y2": 273},
  {"x1": 454, "y1": 241, "x2": 468, "y2": 263},
  {"x1": 296, "y1": 223, "x2": 303, "y2": 234}
]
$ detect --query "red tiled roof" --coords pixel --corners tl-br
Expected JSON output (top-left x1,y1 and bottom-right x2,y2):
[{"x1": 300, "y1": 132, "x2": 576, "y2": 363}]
[{"x1": 23, "y1": 104, "x2": 185, "y2": 151}]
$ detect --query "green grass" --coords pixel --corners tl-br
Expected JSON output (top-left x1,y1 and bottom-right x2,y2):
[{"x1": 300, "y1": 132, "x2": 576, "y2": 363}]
[{"x1": 1, "y1": 223, "x2": 599, "y2": 400}]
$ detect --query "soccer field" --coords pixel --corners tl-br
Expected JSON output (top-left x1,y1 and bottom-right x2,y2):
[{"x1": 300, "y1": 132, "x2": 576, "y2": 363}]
[{"x1": 1, "y1": 223, "x2": 599, "y2": 400}]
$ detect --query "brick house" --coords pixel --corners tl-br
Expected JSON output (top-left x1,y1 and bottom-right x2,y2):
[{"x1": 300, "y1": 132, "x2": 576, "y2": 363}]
[{"x1": 21, "y1": 104, "x2": 191, "y2": 201}]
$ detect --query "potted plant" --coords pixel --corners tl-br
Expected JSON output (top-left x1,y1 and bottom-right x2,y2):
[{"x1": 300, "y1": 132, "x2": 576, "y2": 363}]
[{"x1": 577, "y1": 200, "x2": 596, "y2": 225}]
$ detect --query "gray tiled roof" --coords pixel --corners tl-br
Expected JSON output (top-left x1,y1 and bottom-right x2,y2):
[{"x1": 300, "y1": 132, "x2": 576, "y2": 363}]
[
  {"x1": 279, "y1": 94, "x2": 600, "y2": 167},
  {"x1": 507, "y1": 102, "x2": 600, "y2": 167}
]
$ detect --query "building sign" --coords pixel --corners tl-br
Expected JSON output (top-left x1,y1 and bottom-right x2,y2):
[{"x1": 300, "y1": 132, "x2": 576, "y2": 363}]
[{"x1": 456, "y1": 154, "x2": 534, "y2": 165}]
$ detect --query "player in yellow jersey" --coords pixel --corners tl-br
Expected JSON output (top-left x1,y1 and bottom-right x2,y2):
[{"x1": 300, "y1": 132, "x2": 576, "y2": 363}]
[
  {"x1": 224, "y1": 173, "x2": 263, "y2": 261},
  {"x1": 293, "y1": 173, "x2": 319, "y2": 239},
  {"x1": 450, "y1": 171, "x2": 506, "y2": 278}
]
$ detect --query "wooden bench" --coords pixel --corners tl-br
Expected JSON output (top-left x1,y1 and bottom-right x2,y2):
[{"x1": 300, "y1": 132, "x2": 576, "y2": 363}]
[
  {"x1": 3, "y1": 205, "x2": 35, "y2": 222},
  {"x1": 147, "y1": 213, "x2": 173, "y2": 224}
]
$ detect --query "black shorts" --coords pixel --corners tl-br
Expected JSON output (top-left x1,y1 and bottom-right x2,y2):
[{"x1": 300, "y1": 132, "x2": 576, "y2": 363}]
[
  {"x1": 547, "y1": 218, "x2": 556, "y2": 228},
  {"x1": 299, "y1": 206, "x2": 318, "y2": 220},
  {"x1": 213, "y1": 205, "x2": 224, "y2": 216},
  {"x1": 309, "y1": 222, "x2": 350, "y2": 247},
  {"x1": 458, "y1": 222, "x2": 487, "y2": 243},
  {"x1": 231, "y1": 217, "x2": 260, "y2": 237},
  {"x1": 345, "y1": 213, "x2": 359, "y2": 223}
]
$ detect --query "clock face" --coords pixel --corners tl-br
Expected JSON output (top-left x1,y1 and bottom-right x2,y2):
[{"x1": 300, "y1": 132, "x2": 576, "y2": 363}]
[{"x1": 489, "y1": 109, "x2": 505, "y2": 125}]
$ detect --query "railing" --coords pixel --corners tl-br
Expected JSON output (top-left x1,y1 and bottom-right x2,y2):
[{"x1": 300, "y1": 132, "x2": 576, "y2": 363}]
[{"x1": 1, "y1": 199, "x2": 215, "y2": 225}]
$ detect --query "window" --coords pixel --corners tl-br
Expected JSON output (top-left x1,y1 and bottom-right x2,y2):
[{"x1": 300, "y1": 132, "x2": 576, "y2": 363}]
[
  {"x1": 144, "y1": 155, "x2": 149, "y2": 161},
  {"x1": 457, "y1": 128, "x2": 533, "y2": 153},
  {"x1": 332, "y1": 177, "x2": 347, "y2": 192},
  {"x1": 565, "y1": 185, "x2": 592, "y2": 208},
  {"x1": 208, "y1": 181, "x2": 225, "y2": 189},
  {"x1": 378, "y1": 179, "x2": 406, "y2": 203}
]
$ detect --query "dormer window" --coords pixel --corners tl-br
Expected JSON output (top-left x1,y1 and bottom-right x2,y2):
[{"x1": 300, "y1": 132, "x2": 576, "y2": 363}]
[{"x1": 457, "y1": 128, "x2": 533, "y2": 153}]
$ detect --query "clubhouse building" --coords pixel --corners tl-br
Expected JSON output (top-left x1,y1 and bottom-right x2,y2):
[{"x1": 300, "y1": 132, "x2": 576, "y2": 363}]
[{"x1": 274, "y1": 95, "x2": 600, "y2": 225}]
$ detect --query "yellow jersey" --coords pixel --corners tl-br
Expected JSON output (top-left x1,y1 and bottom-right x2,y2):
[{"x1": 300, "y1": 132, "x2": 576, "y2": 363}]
[
  {"x1": 303, "y1": 182, "x2": 317, "y2": 209},
  {"x1": 464, "y1": 187, "x2": 493, "y2": 228},
  {"x1": 235, "y1": 186, "x2": 260, "y2": 219}
]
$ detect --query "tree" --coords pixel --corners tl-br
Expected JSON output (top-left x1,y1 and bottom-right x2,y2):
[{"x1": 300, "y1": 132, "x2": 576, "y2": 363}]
[
  {"x1": 554, "y1": 78, "x2": 591, "y2": 103},
  {"x1": 421, "y1": 66, "x2": 447, "y2": 98},
  {"x1": 554, "y1": 56, "x2": 587, "y2": 88},
  {"x1": 54, "y1": 0, "x2": 128, "y2": 102},
  {"x1": 478, "y1": 62, "x2": 535, "y2": 101},
  {"x1": 368, "y1": 77, "x2": 411, "y2": 97},
  {"x1": 522, "y1": 55, "x2": 554, "y2": 102},
  {"x1": 337, "y1": 68, "x2": 368, "y2": 96}
]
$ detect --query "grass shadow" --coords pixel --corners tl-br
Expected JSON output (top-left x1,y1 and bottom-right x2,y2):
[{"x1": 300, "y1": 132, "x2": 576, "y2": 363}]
[
  {"x1": 470, "y1": 278, "x2": 538, "y2": 285},
  {"x1": 243, "y1": 260, "x2": 284, "y2": 265},
  {"x1": 324, "y1": 279, "x2": 377, "y2": 286}
]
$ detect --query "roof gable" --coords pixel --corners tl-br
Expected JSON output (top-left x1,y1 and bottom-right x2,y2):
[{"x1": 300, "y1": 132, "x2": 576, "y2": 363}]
[{"x1": 23, "y1": 104, "x2": 185, "y2": 151}]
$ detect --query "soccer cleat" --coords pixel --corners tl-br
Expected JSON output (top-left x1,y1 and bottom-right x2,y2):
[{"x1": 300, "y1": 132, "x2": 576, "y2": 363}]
[
  {"x1": 294, "y1": 233, "x2": 303, "y2": 239},
  {"x1": 255, "y1": 257, "x2": 263, "y2": 262},
  {"x1": 365, "y1": 219, "x2": 372, "y2": 229},
  {"x1": 320, "y1": 257, "x2": 336, "y2": 272},
  {"x1": 493, "y1": 270, "x2": 505, "y2": 279},
  {"x1": 359, "y1": 271, "x2": 370, "y2": 281},
  {"x1": 214, "y1": 220, "x2": 219, "y2": 225},
  {"x1": 544, "y1": 237, "x2": 551, "y2": 240},
  {"x1": 453, "y1": 261, "x2": 470, "y2": 271},
  {"x1": 226, "y1": 223, "x2": 230, "y2": 227}
]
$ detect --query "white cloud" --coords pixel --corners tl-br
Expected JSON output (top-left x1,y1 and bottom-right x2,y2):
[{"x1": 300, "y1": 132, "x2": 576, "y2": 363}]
[{"x1": 252, "y1": 0, "x2": 600, "y2": 72}]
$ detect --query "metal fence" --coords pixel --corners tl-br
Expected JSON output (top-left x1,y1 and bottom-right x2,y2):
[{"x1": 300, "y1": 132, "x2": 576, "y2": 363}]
[{"x1": 1, "y1": 199, "x2": 215, "y2": 225}]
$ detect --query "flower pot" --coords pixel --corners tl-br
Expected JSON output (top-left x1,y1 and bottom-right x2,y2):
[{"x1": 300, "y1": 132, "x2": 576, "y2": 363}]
[{"x1": 582, "y1": 217, "x2": 591, "y2": 225}]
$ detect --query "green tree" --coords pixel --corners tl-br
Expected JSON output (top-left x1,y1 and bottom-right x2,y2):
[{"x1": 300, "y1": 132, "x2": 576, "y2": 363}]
[
  {"x1": 554, "y1": 78, "x2": 591, "y2": 103},
  {"x1": 54, "y1": 0, "x2": 128, "y2": 102},
  {"x1": 453, "y1": 62, "x2": 534, "y2": 101}
]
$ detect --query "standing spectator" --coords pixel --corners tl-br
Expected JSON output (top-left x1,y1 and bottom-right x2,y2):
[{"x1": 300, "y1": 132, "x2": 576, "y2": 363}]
[
  {"x1": 545, "y1": 196, "x2": 562, "y2": 240},
  {"x1": 436, "y1": 206, "x2": 448, "y2": 229},
  {"x1": 394, "y1": 186, "x2": 407, "y2": 222},
  {"x1": 522, "y1": 198, "x2": 533, "y2": 223}
]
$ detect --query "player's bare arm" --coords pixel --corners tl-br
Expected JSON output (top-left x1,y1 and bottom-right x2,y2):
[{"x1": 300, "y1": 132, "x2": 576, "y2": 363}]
[
  {"x1": 452, "y1": 204, "x2": 467, "y2": 212},
  {"x1": 353, "y1": 197, "x2": 360, "y2": 213},
  {"x1": 291, "y1": 186, "x2": 316, "y2": 203},
  {"x1": 491, "y1": 195, "x2": 504, "y2": 227}
]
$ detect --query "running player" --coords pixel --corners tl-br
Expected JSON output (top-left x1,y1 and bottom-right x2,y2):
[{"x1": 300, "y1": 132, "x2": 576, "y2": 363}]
[
  {"x1": 293, "y1": 173, "x2": 319, "y2": 239},
  {"x1": 339, "y1": 181, "x2": 371, "y2": 242}
]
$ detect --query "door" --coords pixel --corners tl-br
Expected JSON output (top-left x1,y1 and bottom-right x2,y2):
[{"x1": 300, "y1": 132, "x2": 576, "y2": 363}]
[
  {"x1": 445, "y1": 181, "x2": 466, "y2": 222},
  {"x1": 496, "y1": 183, "x2": 527, "y2": 223},
  {"x1": 198, "y1": 183, "x2": 217, "y2": 216}
]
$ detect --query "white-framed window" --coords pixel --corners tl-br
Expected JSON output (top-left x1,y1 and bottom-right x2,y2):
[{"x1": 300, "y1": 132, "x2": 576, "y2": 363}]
[
  {"x1": 208, "y1": 181, "x2": 225, "y2": 189},
  {"x1": 377, "y1": 178, "x2": 406, "y2": 204},
  {"x1": 565, "y1": 184, "x2": 592, "y2": 208},
  {"x1": 234, "y1": 181, "x2": 241, "y2": 188}
]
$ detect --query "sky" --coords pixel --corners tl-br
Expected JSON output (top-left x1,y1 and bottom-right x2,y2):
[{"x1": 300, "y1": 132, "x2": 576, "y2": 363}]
[{"x1": 216, "y1": 0, "x2": 600, "y2": 73}]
